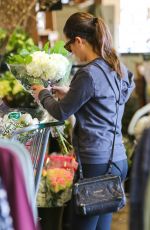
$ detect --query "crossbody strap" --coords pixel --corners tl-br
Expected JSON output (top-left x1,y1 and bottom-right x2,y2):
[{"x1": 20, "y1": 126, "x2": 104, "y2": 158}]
[{"x1": 76, "y1": 62, "x2": 121, "y2": 179}]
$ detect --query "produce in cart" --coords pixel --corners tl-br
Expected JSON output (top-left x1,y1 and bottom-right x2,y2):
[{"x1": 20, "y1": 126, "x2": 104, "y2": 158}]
[{"x1": 0, "y1": 111, "x2": 39, "y2": 142}]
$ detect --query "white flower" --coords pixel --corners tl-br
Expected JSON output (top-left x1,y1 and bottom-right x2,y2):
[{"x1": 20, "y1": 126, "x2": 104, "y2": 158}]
[
  {"x1": 30, "y1": 118, "x2": 39, "y2": 125},
  {"x1": 26, "y1": 51, "x2": 70, "y2": 81},
  {"x1": 3, "y1": 114, "x2": 9, "y2": 122},
  {"x1": 18, "y1": 113, "x2": 33, "y2": 125},
  {"x1": 18, "y1": 113, "x2": 39, "y2": 126}
]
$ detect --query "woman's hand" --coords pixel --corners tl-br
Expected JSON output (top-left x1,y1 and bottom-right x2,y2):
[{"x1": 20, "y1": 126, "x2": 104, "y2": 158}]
[
  {"x1": 31, "y1": 85, "x2": 47, "y2": 102},
  {"x1": 52, "y1": 86, "x2": 70, "y2": 99}
]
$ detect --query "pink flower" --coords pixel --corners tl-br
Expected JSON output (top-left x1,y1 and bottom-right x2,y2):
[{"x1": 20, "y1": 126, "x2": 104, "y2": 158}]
[
  {"x1": 46, "y1": 168, "x2": 73, "y2": 192},
  {"x1": 45, "y1": 154, "x2": 78, "y2": 172}
]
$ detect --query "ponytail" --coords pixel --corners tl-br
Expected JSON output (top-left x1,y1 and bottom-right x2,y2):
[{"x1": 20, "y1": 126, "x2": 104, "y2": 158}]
[{"x1": 95, "y1": 18, "x2": 123, "y2": 78}]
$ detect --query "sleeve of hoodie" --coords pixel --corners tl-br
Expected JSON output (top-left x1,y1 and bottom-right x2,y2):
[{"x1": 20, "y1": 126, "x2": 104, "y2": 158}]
[
  {"x1": 120, "y1": 65, "x2": 135, "y2": 104},
  {"x1": 38, "y1": 70, "x2": 94, "y2": 121}
]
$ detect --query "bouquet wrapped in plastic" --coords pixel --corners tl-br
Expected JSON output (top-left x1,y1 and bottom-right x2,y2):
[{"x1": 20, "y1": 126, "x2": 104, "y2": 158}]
[
  {"x1": 37, "y1": 153, "x2": 78, "y2": 207},
  {"x1": 37, "y1": 127, "x2": 78, "y2": 207},
  {"x1": 7, "y1": 41, "x2": 72, "y2": 95}
]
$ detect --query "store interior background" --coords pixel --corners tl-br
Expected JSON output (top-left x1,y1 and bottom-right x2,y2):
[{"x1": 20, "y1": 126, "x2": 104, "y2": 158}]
[{"x1": 0, "y1": 1, "x2": 150, "y2": 229}]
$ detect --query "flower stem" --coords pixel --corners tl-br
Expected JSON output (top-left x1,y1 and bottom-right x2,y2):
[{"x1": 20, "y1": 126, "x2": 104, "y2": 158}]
[{"x1": 55, "y1": 127, "x2": 68, "y2": 155}]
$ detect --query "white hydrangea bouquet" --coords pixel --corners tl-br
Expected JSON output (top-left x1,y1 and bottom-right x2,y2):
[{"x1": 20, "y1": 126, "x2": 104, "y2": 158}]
[{"x1": 7, "y1": 41, "x2": 71, "y2": 93}]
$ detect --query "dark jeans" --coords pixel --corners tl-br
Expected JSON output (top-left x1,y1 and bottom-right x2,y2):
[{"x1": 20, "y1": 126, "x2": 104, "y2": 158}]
[{"x1": 63, "y1": 159, "x2": 128, "y2": 230}]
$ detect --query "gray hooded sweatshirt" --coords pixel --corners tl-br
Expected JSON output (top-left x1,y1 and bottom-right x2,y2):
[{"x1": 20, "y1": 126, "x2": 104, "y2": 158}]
[{"x1": 39, "y1": 58, "x2": 135, "y2": 164}]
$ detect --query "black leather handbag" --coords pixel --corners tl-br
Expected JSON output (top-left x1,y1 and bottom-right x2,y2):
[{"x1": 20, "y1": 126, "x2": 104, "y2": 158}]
[
  {"x1": 73, "y1": 173, "x2": 126, "y2": 216},
  {"x1": 73, "y1": 66, "x2": 126, "y2": 216}
]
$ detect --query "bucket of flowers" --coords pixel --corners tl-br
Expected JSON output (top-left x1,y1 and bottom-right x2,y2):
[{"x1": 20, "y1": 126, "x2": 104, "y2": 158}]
[
  {"x1": 37, "y1": 126, "x2": 78, "y2": 207},
  {"x1": 40, "y1": 152, "x2": 78, "y2": 207},
  {"x1": 37, "y1": 128, "x2": 78, "y2": 230}
]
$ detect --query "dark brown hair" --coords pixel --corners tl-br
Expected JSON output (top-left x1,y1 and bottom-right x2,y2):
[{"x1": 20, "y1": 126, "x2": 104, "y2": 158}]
[{"x1": 63, "y1": 12, "x2": 123, "y2": 78}]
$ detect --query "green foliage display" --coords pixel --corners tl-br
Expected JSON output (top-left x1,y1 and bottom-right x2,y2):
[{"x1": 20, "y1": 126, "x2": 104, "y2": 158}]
[
  {"x1": 0, "y1": 71, "x2": 22, "y2": 97},
  {"x1": 5, "y1": 28, "x2": 35, "y2": 56},
  {"x1": 0, "y1": 71, "x2": 37, "y2": 108},
  {"x1": 0, "y1": 28, "x2": 37, "y2": 108}
]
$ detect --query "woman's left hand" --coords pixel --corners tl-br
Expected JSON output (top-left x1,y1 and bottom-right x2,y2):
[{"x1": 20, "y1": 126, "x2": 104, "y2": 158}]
[{"x1": 31, "y1": 85, "x2": 46, "y2": 102}]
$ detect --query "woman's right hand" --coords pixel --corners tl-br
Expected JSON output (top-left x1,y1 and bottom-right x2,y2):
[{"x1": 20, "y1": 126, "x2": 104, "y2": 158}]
[{"x1": 52, "y1": 86, "x2": 70, "y2": 99}]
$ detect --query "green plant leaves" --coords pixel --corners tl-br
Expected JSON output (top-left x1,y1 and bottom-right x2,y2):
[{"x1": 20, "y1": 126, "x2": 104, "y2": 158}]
[
  {"x1": 8, "y1": 53, "x2": 32, "y2": 64},
  {"x1": 50, "y1": 40, "x2": 69, "y2": 56},
  {"x1": 19, "y1": 49, "x2": 30, "y2": 56},
  {"x1": 43, "y1": 41, "x2": 50, "y2": 53},
  {"x1": 7, "y1": 40, "x2": 70, "y2": 64}
]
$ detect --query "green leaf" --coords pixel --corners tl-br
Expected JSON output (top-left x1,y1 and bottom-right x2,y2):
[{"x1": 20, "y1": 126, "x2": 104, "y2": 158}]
[
  {"x1": 26, "y1": 38, "x2": 35, "y2": 46},
  {"x1": 8, "y1": 53, "x2": 32, "y2": 64},
  {"x1": 50, "y1": 40, "x2": 69, "y2": 56},
  {"x1": 20, "y1": 49, "x2": 30, "y2": 57},
  {"x1": 24, "y1": 55, "x2": 32, "y2": 64},
  {"x1": 13, "y1": 55, "x2": 25, "y2": 64},
  {"x1": 43, "y1": 41, "x2": 50, "y2": 53},
  {"x1": 29, "y1": 45, "x2": 40, "y2": 52}
]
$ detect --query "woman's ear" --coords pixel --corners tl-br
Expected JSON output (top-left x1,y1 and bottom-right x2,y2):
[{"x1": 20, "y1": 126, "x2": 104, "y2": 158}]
[{"x1": 75, "y1": 36, "x2": 85, "y2": 47}]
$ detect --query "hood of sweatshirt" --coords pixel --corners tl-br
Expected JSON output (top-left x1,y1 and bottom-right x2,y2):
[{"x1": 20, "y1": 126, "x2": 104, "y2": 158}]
[{"x1": 94, "y1": 59, "x2": 135, "y2": 105}]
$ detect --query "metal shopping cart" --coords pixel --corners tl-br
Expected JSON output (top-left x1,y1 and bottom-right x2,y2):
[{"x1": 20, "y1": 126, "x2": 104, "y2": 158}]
[{"x1": 11, "y1": 121, "x2": 64, "y2": 197}]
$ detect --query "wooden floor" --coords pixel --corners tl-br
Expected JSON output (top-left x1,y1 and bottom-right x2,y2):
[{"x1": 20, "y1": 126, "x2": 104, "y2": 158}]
[{"x1": 112, "y1": 202, "x2": 129, "y2": 230}]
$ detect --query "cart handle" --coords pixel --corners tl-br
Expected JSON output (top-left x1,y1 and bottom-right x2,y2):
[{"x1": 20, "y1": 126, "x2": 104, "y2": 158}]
[{"x1": 11, "y1": 121, "x2": 64, "y2": 139}]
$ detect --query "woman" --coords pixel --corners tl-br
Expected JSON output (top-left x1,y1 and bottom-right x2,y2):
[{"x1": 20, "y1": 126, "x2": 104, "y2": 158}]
[{"x1": 32, "y1": 12, "x2": 135, "y2": 230}]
